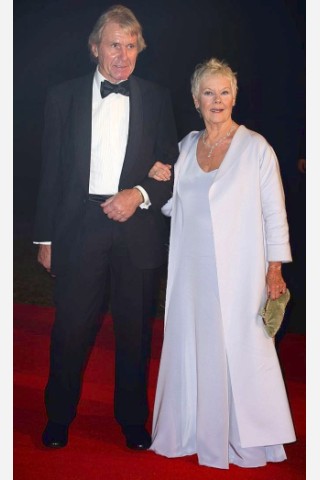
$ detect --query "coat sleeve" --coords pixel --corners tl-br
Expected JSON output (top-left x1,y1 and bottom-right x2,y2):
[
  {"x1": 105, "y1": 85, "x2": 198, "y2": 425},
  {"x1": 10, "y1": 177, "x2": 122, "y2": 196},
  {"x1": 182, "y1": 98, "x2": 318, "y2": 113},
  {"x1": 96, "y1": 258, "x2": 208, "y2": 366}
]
[
  {"x1": 138, "y1": 88, "x2": 179, "y2": 209},
  {"x1": 33, "y1": 88, "x2": 63, "y2": 242},
  {"x1": 259, "y1": 142, "x2": 292, "y2": 262}
]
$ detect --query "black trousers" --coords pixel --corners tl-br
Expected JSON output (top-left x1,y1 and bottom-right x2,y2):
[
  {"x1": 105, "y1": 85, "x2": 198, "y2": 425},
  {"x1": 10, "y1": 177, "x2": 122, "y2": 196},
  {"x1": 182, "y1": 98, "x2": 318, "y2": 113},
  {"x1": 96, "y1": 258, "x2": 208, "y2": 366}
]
[{"x1": 45, "y1": 200, "x2": 160, "y2": 426}]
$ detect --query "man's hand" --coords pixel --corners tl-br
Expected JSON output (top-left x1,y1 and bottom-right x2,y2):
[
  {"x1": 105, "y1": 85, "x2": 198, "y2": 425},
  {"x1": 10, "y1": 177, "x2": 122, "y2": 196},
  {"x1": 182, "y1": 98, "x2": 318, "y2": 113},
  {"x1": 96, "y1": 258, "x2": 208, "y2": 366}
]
[
  {"x1": 38, "y1": 244, "x2": 52, "y2": 273},
  {"x1": 101, "y1": 188, "x2": 143, "y2": 222}
]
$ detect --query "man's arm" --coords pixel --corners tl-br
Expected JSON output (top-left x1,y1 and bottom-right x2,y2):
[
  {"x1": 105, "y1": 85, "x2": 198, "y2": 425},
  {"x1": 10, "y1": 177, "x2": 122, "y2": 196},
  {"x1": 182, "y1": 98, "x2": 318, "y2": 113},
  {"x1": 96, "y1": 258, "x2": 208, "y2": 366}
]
[
  {"x1": 101, "y1": 87, "x2": 178, "y2": 222},
  {"x1": 33, "y1": 88, "x2": 63, "y2": 242},
  {"x1": 137, "y1": 88, "x2": 178, "y2": 209}
]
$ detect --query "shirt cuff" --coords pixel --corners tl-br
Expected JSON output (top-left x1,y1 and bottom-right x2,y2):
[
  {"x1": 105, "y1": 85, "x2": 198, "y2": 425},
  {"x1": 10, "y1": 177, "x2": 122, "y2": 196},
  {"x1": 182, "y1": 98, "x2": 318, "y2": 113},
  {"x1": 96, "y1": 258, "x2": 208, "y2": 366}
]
[
  {"x1": 33, "y1": 242, "x2": 52, "y2": 245},
  {"x1": 134, "y1": 185, "x2": 151, "y2": 209}
]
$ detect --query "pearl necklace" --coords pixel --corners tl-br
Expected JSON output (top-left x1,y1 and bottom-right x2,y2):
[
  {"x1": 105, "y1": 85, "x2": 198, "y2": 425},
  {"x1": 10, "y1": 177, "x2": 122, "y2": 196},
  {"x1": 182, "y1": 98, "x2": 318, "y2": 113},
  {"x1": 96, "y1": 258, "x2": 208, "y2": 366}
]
[{"x1": 202, "y1": 123, "x2": 236, "y2": 158}]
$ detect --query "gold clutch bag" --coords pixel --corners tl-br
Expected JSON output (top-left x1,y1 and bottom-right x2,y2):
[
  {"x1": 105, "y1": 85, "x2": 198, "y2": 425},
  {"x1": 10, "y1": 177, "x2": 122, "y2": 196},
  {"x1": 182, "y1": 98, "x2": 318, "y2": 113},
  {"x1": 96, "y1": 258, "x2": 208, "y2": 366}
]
[{"x1": 259, "y1": 289, "x2": 290, "y2": 337}]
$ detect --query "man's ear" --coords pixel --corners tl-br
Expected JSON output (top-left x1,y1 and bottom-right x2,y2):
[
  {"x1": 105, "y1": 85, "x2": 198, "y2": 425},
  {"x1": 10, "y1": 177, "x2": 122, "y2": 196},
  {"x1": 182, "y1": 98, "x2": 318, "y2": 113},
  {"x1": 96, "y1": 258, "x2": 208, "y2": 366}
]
[{"x1": 91, "y1": 43, "x2": 98, "y2": 58}]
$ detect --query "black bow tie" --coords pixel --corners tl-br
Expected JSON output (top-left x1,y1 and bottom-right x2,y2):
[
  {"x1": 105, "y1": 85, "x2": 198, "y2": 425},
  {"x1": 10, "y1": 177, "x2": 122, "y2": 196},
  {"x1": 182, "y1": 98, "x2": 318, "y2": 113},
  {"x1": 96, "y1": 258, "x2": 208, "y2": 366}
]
[{"x1": 100, "y1": 79, "x2": 130, "y2": 98}]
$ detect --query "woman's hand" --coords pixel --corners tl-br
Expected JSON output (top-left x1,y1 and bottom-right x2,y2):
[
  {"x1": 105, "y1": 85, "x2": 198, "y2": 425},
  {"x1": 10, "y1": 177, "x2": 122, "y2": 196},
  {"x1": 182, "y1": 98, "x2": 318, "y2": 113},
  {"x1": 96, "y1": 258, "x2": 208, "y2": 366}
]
[
  {"x1": 266, "y1": 262, "x2": 287, "y2": 300},
  {"x1": 148, "y1": 161, "x2": 172, "y2": 181}
]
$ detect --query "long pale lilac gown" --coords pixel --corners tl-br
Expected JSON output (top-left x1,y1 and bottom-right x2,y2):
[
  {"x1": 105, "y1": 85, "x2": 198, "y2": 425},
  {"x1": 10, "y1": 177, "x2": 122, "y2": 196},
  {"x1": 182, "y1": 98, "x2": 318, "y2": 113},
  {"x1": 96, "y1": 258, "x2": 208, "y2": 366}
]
[{"x1": 150, "y1": 140, "x2": 287, "y2": 469}]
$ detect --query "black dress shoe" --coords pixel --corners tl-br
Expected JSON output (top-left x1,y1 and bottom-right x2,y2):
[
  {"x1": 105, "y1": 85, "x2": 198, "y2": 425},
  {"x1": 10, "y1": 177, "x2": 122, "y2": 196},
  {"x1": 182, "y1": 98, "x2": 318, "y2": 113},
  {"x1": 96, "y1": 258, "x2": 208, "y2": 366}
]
[
  {"x1": 121, "y1": 425, "x2": 151, "y2": 450},
  {"x1": 42, "y1": 420, "x2": 69, "y2": 448}
]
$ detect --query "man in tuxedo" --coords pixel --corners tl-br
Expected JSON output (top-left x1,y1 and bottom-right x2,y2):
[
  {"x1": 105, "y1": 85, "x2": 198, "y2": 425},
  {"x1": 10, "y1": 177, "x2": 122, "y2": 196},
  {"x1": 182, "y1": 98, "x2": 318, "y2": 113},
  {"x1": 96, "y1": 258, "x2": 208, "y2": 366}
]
[{"x1": 34, "y1": 4, "x2": 178, "y2": 450}]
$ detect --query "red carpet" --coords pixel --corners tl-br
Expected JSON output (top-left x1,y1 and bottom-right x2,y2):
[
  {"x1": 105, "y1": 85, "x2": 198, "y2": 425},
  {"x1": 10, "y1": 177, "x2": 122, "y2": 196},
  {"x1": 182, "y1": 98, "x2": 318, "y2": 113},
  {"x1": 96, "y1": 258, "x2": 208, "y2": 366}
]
[{"x1": 14, "y1": 304, "x2": 305, "y2": 479}]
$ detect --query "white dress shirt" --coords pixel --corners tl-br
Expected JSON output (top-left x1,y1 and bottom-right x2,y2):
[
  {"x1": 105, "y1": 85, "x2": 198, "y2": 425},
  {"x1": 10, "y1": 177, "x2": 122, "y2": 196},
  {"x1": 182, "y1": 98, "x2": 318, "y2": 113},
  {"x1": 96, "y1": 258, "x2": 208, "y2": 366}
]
[{"x1": 90, "y1": 68, "x2": 150, "y2": 208}]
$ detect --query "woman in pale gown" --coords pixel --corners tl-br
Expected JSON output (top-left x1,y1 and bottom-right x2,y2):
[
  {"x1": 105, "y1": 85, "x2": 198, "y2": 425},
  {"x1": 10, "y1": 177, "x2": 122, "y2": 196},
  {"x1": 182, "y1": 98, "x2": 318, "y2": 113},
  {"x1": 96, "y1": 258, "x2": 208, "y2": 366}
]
[{"x1": 148, "y1": 58, "x2": 296, "y2": 469}]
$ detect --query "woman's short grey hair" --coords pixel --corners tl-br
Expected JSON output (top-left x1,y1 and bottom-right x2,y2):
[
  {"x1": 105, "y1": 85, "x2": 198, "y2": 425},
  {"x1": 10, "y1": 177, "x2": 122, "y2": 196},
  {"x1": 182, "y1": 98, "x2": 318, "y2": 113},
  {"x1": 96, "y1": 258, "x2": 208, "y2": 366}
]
[
  {"x1": 88, "y1": 4, "x2": 146, "y2": 62},
  {"x1": 191, "y1": 58, "x2": 238, "y2": 99}
]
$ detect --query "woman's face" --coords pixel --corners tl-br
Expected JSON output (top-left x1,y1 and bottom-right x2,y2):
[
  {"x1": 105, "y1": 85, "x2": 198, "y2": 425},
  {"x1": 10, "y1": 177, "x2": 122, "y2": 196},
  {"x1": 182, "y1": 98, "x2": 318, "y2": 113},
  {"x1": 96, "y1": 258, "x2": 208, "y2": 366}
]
[{"x1": 193, "y1": 74, "x2": 235, "y2": 127}]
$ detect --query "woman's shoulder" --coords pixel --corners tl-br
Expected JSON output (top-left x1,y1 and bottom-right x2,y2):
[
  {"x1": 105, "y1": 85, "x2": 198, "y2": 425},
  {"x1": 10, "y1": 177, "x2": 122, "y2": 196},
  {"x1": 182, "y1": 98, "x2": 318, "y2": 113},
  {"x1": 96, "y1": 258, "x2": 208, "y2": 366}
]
[
  {"x1": 179, "y1": 130, "x2": 202, "y2": 149},
  {"x1": 239, "y1": 125, "x2": 270, "y2": 148},
  {"x1": 238, "y1": 126, "x2": 277, "y2": 169}
]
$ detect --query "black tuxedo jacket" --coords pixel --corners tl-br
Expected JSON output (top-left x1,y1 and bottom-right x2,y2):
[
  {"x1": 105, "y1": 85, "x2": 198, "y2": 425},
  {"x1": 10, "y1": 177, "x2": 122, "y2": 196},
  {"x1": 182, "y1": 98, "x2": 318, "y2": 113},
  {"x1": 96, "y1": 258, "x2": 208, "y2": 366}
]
[{"x1": 34, "y1": 73, "x2": 179, "y2": 274}]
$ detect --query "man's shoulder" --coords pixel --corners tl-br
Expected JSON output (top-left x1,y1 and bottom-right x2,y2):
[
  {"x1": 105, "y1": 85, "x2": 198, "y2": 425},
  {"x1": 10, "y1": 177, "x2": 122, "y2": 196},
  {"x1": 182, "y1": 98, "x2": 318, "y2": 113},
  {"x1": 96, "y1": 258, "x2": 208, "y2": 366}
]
[
  {"x1": 48, "y1": 72, "x2": 94, "y2": 97},
  {"x1": 130, "y1": 75, "x2": 168, "y2": 95}
]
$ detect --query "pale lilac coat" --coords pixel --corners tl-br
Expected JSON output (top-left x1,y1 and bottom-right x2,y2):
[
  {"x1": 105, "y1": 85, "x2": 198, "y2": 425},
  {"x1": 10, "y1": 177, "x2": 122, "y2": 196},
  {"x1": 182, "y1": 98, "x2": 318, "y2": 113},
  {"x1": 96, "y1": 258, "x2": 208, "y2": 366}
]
[{"x1": 160, "y1": 125, "x2": 296, "y2": 447}]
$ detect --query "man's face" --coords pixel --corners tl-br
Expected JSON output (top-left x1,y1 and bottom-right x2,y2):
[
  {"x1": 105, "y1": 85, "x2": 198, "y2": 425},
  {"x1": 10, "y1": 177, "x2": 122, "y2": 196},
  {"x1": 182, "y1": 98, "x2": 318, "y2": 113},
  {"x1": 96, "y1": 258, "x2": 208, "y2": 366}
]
[{"x1": 91, "y1": 22, "x2": 139, "y2": 83}]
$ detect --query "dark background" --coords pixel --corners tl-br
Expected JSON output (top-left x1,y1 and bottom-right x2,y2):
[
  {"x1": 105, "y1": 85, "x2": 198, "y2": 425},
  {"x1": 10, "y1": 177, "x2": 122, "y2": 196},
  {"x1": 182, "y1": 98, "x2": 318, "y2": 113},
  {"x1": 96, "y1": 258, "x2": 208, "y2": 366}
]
[{"x1": 13, "y1": 0, "x2": 306, "y2": 333}]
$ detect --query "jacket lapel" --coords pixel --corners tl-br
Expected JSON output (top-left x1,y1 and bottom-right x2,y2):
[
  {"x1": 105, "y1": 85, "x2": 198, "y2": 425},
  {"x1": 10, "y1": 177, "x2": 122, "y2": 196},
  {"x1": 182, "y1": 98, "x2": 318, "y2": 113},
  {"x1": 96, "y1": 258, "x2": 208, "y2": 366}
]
[{"x1": 119, "y1": 75, "x2": 143, "y2": 187}]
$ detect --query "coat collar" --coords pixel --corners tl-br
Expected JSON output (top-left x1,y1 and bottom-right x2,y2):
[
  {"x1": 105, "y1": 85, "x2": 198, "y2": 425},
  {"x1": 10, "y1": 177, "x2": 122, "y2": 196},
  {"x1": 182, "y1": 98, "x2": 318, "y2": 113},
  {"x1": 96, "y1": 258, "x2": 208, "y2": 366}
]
[
  {"x1": 178, "y1": 126, "x2": 251, "y2": 185},
  {"x1": 215, "y1": 125, "x2": 251, "y2": 181}
]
